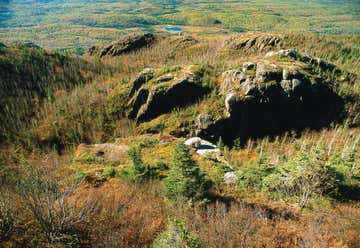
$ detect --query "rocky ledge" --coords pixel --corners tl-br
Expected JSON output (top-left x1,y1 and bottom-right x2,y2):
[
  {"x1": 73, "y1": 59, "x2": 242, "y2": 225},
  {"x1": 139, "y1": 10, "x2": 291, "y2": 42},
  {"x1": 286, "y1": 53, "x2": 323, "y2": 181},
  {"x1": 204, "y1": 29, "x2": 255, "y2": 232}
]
[
  {"x1": 88, "y1": 32, "x2": 156, "y2": 57},
  {"x1": 127, "y1": 65, "x2": 210, "y2": 123}
]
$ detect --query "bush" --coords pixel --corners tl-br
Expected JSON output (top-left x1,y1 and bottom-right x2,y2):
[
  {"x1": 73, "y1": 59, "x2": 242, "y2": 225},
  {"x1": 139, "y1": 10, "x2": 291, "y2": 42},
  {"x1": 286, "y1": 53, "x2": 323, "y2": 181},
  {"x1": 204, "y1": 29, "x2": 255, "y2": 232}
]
[
  {"x1": 126, "y1": 146, "x2": 158, "y2": 182},
  {"x1": 152, "y1": 219, "x2": 202, "y2": 248},
  {"x1": 237, "y1": 156, "x2": 275, "y2": 191},
  {"x1": 263, "y1": 147, "x2": 345, "y2": 207},
  {"x1": 163, "y1": 143, "x2": 212, "y2": 203},
  {"x1": 235, "y1": 146, "x2": 356, "y2": 207},
  {"x1": 16, "y1": 166, "x2": 96, "y2": 245},
  {"x1": 103, "y1": 166, "x2": 117, "y2": 178}
]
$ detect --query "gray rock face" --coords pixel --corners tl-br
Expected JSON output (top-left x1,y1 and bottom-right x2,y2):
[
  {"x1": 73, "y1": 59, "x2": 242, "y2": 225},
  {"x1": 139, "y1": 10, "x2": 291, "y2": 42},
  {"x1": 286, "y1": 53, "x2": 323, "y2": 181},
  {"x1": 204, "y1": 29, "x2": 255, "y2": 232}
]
[
  {"x1": 200, "y1": 50, "x2": 346, "y2": 145},
  {"x1": 240, "y1": 79, "x2": 261, "y2": 97},
  {"x1": 129, "y1": 68, "x2": 154, "y2": 98},
  {"x1": 265, "y1": 49, "x2": 298, "y2": 59},
  {"x1": 196, "y1": 114, "x2": 214, "y2": 130},
  {"x1": 128, "y1": 88, "x2": 149, "y2": 119},
  {"x1": 98, "y1": 33, "x2": 156, "y2": 57},
  {"x1": 128, "y1": 66, "x2": 209, "y2": 123},
  {"x1": 242, "y1": 62, "x2": 256, "y2": 72},
  {"x1": 225, "y1": 93, "x2": 240, "y2": 115},
  {"x1": 224, "y1": 172, "x2": 238, "y2": 185},
  {"x1": 224, "y1": 34, "x2": 282, "y2": 52},
  {"x1": 256, "y1": 62, "x2": 282, "y2": 83},
  {"x1": 280, "y1": 80, "x2": 292, "y2": 95},
  {"x1": 154, "y1": 74, "x2": 174, "y2": 83},
  {"x1": 220, "y1": 70, "x2": 246, "y2": 95}
]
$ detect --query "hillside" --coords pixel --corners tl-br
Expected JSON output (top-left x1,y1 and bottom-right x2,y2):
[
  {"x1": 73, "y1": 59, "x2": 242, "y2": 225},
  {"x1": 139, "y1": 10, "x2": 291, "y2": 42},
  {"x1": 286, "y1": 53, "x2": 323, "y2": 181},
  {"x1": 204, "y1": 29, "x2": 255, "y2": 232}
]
[
  {"x1": 0, "y1": 31, "x2": 359, "y2": 247},
  {"x1": 0, "y1": 43, "x2": 111, "y2": 145}
]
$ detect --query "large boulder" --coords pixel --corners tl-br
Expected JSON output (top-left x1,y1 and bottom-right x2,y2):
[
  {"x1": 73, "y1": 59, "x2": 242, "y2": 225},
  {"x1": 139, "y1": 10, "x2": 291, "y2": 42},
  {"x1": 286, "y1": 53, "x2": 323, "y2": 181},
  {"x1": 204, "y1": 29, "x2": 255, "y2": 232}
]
[
  {"x1": 265, "y1": 49, "x2": 298, "y2": 59},
  {"x1": 74, "y1": 143, "x2": 129, "y2": 163},
  {"x1": 184, "y1": 137, "x2": 202, "y2": 148},
  {"x1": 224, "y1": 172, "x2": 238, "y2": 185},
  {"x1": 91, "y1": 33, "x2": 156, "y2": 57},
  {"x1": 184, "y1": 137, "x2": 220, "y2": 157}
]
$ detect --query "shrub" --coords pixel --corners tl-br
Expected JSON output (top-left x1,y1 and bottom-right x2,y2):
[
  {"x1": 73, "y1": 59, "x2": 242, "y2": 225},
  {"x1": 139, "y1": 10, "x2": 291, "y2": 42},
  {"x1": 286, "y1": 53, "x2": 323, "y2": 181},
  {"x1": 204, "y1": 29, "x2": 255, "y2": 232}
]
[
  {"x1": 237, "y1": 155, "x2": 275, "y2": 191},
  {"x1": 152, "y1": 219, "x2": 202, "y2": 248},
  {"x1": 163, "y1": 143, "x2": 212, "y2": 203},
  {"x1": 263, "y1": 147, "x2": 345, "y2": 207},
  {"x1": 88, "y1": 182, "x2": 167, "y2": 247},
  {"x1": 103, "y1": 166, "x2": 117, "y2": 178},
  {"x1": 126, "y1": 146, "x2": 158, "y2": 182},
  {"x1": 16, "y1": 166, "x2": 96, "y2": 245},
  {"x1": 128, "y1": 146, "x2": 147, "y2": 175}
]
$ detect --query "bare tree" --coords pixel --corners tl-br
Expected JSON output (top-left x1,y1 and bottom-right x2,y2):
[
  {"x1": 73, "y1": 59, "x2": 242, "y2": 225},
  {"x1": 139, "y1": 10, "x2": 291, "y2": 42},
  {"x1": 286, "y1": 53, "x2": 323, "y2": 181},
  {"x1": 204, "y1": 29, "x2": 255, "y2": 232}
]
[{"x1": 17, "y1": 166, "x2": 98, "y2": 245}]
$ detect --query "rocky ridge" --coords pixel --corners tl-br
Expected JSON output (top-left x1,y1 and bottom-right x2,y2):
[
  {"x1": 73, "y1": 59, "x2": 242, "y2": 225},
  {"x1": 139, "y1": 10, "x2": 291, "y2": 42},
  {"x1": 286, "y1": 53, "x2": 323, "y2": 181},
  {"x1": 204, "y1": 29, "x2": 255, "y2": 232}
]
[
  {"x1": 124, "y1": 48, "x2": 353, "y2": 145},
  {"x1": 195, "y1": 49, "x2": 347, "y2": 143},
  {"x1": 88, "y1": 32, "x2": 156, "y2": 57}
]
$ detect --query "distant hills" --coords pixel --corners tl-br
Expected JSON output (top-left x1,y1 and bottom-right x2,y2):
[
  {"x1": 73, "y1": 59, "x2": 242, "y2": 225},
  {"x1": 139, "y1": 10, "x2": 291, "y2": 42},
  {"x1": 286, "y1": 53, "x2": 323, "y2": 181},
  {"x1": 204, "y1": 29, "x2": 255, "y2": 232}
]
[{"x1": 0, "y1": 0, "x2": 359, "y2": 49}]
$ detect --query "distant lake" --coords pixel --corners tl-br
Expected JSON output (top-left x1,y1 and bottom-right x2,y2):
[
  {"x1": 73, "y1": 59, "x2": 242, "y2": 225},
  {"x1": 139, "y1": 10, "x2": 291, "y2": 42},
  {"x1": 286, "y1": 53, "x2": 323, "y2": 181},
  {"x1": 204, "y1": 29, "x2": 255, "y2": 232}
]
[{"x1": 165, "y1": 26, "x2": 183, "y2": 32}]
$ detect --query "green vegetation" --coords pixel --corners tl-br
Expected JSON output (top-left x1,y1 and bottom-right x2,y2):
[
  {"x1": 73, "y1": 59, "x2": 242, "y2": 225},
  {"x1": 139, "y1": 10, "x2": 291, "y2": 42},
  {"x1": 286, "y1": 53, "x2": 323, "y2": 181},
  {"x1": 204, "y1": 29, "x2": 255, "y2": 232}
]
[
  {"x1": 0, "y1": 44, "x2": 110, "y2": 145},
  {"x1": 0, "y1": 1, "x2": 359, "y2": 246},
  {"x1": 0, "y1": 0, "x2": 359, "y2": 49},
  {"x1": 124, "y1": 146, "x2": 159, "y2": 181},
  {"x1": 236, "y1": 143, "x2": 359, "y2": 207},
  {"x1": 163, "y1": 143, "x2": 212, "y2": 203},
  {"x1": 152, "y1": 219, "x2": 202, "y2": 248}
]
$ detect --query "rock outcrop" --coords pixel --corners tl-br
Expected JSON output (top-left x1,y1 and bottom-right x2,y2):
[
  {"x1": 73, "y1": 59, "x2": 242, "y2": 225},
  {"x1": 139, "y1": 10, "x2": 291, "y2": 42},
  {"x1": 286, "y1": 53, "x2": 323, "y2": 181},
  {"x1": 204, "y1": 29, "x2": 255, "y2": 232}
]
[
  {"x1": 171, "y1": 36, "x2": 198, "y2": 48},
  {"x1": 128, "y1": 65, "x2": 210, "y2": 122},
  {"x1": 129, "y1": 68, "x2": 155, "y2": 98},
  {"x1": 22, "y1": 41, "x2": 41, "y2": 48},
  {"x1": 184, "y1": 137, "x2": 220, "y2": 157},
  {"x1": 196, "y1": 50, "x2": 347, "y2": 144},
  {"x1": 89, "y1": 32, "x2": 156, "y2": 57},
  {"x1": 265, "y1": 49, "x2": 338, "y2": 72},
  {"x1": 74, "y1": 143, "x2": 129, "y2": 163},
  {"x1": 224, "y1": 34, "x2": 283, "y2": 53}
]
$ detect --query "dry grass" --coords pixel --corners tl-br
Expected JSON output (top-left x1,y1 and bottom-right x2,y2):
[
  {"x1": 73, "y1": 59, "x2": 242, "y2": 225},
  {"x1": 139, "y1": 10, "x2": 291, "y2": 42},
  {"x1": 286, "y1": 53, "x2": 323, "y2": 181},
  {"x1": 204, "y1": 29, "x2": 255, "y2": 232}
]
[{"x1": 77, "y1": 181, "x2": 168, "y2": 247}]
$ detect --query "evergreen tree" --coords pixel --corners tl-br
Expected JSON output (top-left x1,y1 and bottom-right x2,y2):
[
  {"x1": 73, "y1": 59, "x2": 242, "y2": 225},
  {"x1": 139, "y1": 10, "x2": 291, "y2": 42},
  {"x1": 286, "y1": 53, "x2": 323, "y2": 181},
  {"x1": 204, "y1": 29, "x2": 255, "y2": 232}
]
[{"x1": 163, "y1": 143, "x2": 212, "y2": 202}]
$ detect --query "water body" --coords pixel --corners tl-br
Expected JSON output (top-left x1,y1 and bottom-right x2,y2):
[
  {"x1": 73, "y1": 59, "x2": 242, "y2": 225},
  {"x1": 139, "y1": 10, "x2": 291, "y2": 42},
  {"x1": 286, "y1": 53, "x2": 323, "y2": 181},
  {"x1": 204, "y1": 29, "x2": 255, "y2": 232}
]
[{"x1": 165, "y1": 26, "x2": 183, "y2": 32}]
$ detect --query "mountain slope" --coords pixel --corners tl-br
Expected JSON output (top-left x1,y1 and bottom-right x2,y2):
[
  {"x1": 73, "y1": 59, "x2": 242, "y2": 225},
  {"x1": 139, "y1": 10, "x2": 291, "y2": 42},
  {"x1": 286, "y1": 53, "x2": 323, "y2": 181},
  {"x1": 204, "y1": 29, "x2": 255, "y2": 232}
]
[
  {"x1": 0, "y1": 43, "x2": 110, "y2": 143},
  {"x1": 0, "y1": 32, "x2": 359, "y2": 247}
]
